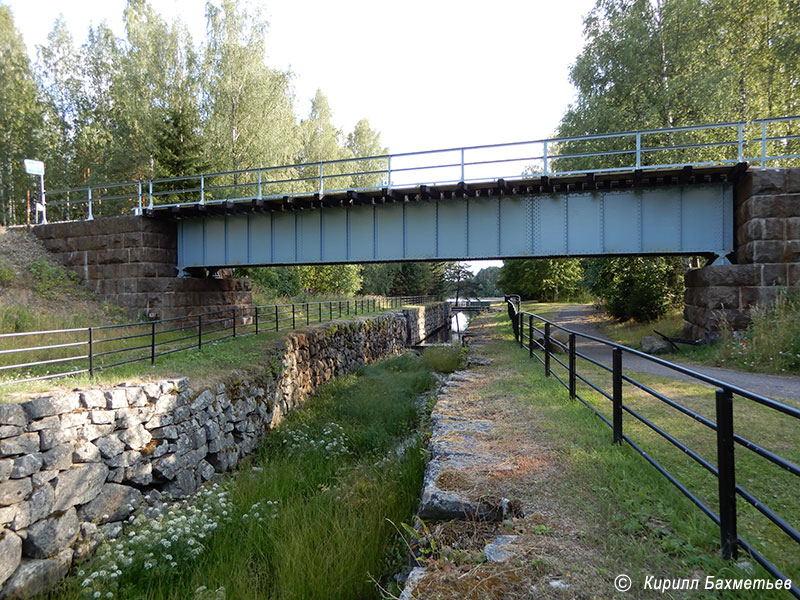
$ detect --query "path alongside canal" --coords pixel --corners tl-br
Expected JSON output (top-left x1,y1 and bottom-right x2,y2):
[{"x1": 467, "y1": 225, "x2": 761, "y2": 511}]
[{"x1": 555, "y1": 305, "x2": 800, "y2": 404}]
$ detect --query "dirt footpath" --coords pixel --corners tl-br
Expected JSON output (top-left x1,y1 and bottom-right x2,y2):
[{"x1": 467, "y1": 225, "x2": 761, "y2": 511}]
[{"x1": 400, "y1": 313, "x2": 613, "y2": 600}]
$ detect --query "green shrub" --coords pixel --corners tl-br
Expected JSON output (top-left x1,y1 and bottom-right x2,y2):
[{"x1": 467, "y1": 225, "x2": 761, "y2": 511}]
[
  {"x1": 29, "y1": 261, "x2": 79, "y2": 298},
  {"x1": 585, "y1": 257, "x2": 685, "y2": 323}
]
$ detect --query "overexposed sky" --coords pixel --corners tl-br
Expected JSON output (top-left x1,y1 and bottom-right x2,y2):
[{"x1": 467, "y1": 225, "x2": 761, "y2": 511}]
[{"x1": 5, "y1": 0, "x2": 596, "y2": 272}]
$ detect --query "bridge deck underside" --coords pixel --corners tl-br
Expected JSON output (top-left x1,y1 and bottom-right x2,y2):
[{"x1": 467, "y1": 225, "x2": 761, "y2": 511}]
[{"x1": 176, "y1": 184, "x2": 732, "y2": 268}]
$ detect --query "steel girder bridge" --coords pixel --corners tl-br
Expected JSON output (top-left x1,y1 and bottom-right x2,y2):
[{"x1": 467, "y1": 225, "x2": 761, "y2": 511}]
[{"x1": 41, "y1": 116, "x2": 800, "y2": 271}]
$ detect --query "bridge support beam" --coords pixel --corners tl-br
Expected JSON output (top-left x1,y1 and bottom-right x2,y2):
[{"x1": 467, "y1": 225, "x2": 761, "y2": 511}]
[{"x1": 684, "y1": 168, "x2": 800, "y2": 341}]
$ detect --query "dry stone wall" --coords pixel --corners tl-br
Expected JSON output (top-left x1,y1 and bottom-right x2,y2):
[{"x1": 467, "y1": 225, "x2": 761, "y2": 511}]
[
  {"x1": 0, "y1": 306, "x2": 447, "y2": 598},
  {"x1": 32, "y1": 216, "x2": 252, "y2": 320},
  {"x1": 684, "y1": 168, "x2": 800, "y2": 340}
]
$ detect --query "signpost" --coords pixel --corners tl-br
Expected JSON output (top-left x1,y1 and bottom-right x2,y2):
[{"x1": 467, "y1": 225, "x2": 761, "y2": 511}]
[{"x1": 23, "y1": 159, "x2": 46, "y2": 225}]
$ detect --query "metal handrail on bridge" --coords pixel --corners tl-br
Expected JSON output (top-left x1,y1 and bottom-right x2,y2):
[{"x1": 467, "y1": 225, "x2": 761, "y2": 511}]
[
  {"x1": 0, "y1": 295, "x2": 436, "y2": 388},
  {"x1": 39, "y1": 115, "x2": 800, "y2": 224},
  {"x1": 505, "y1": 297, "x2": 800, "y2": 597}
]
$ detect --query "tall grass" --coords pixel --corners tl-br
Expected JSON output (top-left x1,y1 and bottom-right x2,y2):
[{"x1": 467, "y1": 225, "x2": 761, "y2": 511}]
[
  {"x1": 715, "y1": 291, "x2": 800, "y2": 373},
  {"x1": 48, "y1": 353, "x2": 435, "y2": 600}
]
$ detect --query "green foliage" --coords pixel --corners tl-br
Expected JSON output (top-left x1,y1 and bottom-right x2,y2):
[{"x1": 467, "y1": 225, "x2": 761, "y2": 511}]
[
  {"x1": 360, "y1": 262, "x2": 446, "y2": 297},
  {"x1": 498, "y1": 258, "x2": 585, "y2": 301},
  {"x1": 443, "y1": 262, "x2": 476, "y2": 301},
  {"x1": 0, "y1": 6, "x2": 43, "y2": 226},
  {"x1": 0, "y1": 305, "x2": 36, "y2": 333},
  {"x1": 471, "y1": 266, "x2": 502, "y2": 297},
  {"x1": 29, "y1": 260, "x2": 79, "y2": 298},
  {"x1": 714, "y1": 291, "x2": 800, "y2": 374},
  {"x1": 0, "y1": 258, "x2": 14, "y2": 285},
  {"x1": 295, "y1": 264, "x2": 362, "y2": 296},
  {"x1": 585, "y1": 256, "x2": 684, "y2": 323},
  {"x1": 558, "y1": 0, "x2": 800, "y2": 169}
]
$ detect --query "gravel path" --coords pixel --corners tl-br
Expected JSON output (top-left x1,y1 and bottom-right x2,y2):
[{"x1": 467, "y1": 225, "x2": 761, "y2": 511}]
[{"x1": 555, "y1": 305, "x2": 800, "y2": 404}]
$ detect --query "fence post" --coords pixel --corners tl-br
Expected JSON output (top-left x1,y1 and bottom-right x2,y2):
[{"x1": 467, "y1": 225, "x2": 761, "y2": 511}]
[
  {"x1": 255, "y1": 307, "x2": 259, "y2": 335},
  {"x1": 151, "y1": 322, "x2": 156, "y2": 365},
  {"x1": 275, "y1": 305, "x2": 279, "y2": 331},
  {"x1": 544, "y1": 323, "x2": 551, "y2": 377},
  {"x1": 716, "y1": 388, "x2": 738, "y2": 560},
  {"x1": 518, "y1": 313, "x2": 524, "y2": 348},
  {"x1": 319, "y1": 303, "x2": 322, "y2": 322},
  {"x1": 198, "y1": 315, "x2": 202, "y2": 350},
  {"x1": 613, "y1": 348, "x2": 623, "y2": 443},
  {"x1": 292, "y1": 304, "x2": 296, "y2": 329},
  {"x1": 232, "y1": 308, "x2": 237, "y2": 337},
  {"x1": 88, "y1": 328, "x2": 94, "y2": 377},
  {"x1": 306, "y1": 303, "x2": 310, "y2": 326},
  {"x1": 528, "y1": 315, "x2": 534, "y2": 357},
  {"x1": 569, "y1": 333, "x2": 576, "y2": 398},
  {"x1": 329, "y1": 302, "x2": 333, "y2": 320}
]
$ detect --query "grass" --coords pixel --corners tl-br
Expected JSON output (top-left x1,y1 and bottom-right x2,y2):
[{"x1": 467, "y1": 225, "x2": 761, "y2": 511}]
[
  {"x1": 0, "y1": 301, "x2": 420, "y2": 400},
  {"x1": 47, "y1": 352, "x2": 438, "y2": 600},
  {"x1": 593, "y1": 293, "x2": 800, "y2": 376},
  {"x1": 420, "y1": 345, "x2": 467, "y2": 374},
  {"x1": 497, "y1": 305, "x2": 799, "y2": 594},
  {"x1": 593, "y1": 306, "x2": 685, "y2": 349}
]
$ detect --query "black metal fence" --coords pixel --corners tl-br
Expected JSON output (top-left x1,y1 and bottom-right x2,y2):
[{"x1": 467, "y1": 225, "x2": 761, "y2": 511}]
[
  {"x1": 0, "y1": 296, "x2": 434, "y2": 387},
  {"x1": 505, "y1": 297, "x2": 799, "y2": 597}
]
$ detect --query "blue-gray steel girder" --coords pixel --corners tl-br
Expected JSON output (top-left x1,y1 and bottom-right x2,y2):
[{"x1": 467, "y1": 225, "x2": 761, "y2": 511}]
[{"x1": 177, "y1": 184, "x2": 733, "y2": 269}]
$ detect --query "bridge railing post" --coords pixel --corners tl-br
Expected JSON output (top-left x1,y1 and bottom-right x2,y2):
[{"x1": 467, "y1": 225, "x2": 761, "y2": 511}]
[
  {"x1": 318, "y1": 162, "x2": 324, "y2": 194},
  {"x1": 137, "y1": 181, "x2": 143, "y2": 215},
  {"x1": 761, "y1": 121, "x2": 767, "y2": 168},
  {"x1": 635, "y1": 132, "x2": 641, "y2": 168},
  {"x1": 737, "y1": 123, "x2": 744, "y2": 162},
  {"x1": 148, "y1": 180, "x2": 153, "y2": 210},
  {"x1": 542, "y1": 141, "x2": 548, "y2": 176},
  {"x1": 387, "y1": 155, "x2": 392, "y2": 187},
  {"x1": 87, "y1": 187, "x2": 93, "y2": 221},
  {"x1": 257, "y1": 169, "x2": 263, "y2": 200},
  {"x1": 460, "y1": 147, "x2": 465, "y2": 182},
  {"x1": 200, "y1": 175, "x2": 205, "y2": 204}
]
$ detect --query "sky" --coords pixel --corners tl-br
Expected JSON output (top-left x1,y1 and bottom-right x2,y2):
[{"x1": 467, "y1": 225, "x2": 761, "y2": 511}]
[{"x1": 4, "y1": 0, "x2": 596, "y2": 272}]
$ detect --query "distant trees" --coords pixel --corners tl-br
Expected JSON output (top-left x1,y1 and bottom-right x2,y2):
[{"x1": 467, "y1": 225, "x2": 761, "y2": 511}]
[
  {"x1": 0, "y1": 0, "x2": 386, "y2": 225},
  {"x1": 584, "y1": 257, "x2": 685, "y2": 322},
  {"x1": 498, "y1": 259, "x2": 585, "y2": 302}
]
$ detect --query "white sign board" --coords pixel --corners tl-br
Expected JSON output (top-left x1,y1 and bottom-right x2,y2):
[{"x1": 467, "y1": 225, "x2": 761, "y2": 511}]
[{"x1": 23, "y1": 159, "x2": 45, "y2": 176}]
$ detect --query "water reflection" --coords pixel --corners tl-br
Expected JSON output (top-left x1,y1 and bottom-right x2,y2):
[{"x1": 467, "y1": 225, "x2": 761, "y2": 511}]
[{"x1": 418, "y1": 312, "x2": 469, "y2": 345}]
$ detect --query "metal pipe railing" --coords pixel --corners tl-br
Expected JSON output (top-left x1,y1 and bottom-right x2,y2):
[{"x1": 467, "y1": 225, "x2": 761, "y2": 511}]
[
  {"x1": 0, "y1": 295, "x2": 436, "y2": 388},
  {"x1": 37, "y1": 115, "x2": 800, "y2": 224},
  {"x1": 505, "y1": 299, "x2": 800, "y2": 598}
]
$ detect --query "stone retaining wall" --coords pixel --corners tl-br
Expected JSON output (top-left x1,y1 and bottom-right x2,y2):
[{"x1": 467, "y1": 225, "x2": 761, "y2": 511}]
[
  {"x1": 403, "y1": 303, "x2": 451, "y2": 345},
  {"x1": 32, "y1": 217, "x2": 252, "y2": 320},
  {"x1": 0, "y1": 305, "x2": 448, "y2": 598},
  {"x1": 684, "y1": 168, "x2": 800, "y2": 340}
]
